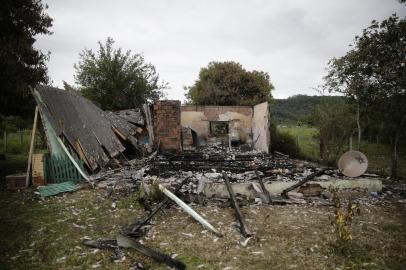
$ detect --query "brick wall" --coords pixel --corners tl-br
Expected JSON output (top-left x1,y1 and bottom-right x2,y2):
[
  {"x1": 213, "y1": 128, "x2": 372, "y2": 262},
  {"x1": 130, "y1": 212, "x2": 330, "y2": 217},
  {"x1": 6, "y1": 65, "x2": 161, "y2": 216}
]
[{"x1": 153, "y1": 100, "x2": 182, "y2": 151}]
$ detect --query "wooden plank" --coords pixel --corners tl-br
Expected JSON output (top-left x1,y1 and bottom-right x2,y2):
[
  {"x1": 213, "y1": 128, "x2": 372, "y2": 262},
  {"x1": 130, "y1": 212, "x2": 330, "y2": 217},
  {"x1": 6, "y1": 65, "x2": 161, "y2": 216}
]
[
  {"x1": 281, "y1": 169, "x2": 327, "y2": 198},
  {"x1": 32, "y1": 153, "x2": 45, "y2": 186},
  {"x1": 142, "y1": 104, "x2": 154, "y2": 145},
  {"x1": 25, "y1": 106, "x2": 39, "y2": 188},
  {"x1": 56, "y1": 136, "x2": 90, "y2": 182},
  {"x1": 255, "y1": 170, "x2": 272, "y2": 203},
  {"x1": 223, "y1": 173, "x2": 252, "y2": 237},
  {"x1": 32, "y1": 154, "x2": 44, "y2": 177},
  {"x1": 76, "y1": 140, "x2": 93, "y2": 170}
]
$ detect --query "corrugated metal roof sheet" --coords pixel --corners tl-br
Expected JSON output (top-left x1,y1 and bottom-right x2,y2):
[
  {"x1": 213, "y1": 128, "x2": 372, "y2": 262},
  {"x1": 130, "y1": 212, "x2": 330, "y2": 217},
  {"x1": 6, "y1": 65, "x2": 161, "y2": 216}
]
[
  {"x1": 38, "y1": 181, "x2": 78, "y2": 197},
  {"x1": 34, "y1": 85, "x2": 143, "y2": 172}
]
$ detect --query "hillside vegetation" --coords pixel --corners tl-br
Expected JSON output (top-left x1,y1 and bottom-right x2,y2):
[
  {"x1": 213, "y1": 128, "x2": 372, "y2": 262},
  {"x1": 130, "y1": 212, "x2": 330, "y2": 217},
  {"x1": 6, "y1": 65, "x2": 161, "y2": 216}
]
[{"x1": 270, "y1": 95, "x2": 344, "y2": 124}]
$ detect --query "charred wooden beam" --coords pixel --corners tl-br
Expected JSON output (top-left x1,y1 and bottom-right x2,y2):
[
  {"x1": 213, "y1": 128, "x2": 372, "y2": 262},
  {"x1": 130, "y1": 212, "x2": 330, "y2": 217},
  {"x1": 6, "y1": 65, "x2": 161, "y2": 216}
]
[
  {"x1": 117, "y1": 233, "x2": 186, "y2": 270},
  {"x1": 223, "y1": 173, "x2": 252, "y2": 237},
  {"x1": 127, "y1": 177, "x2": 191, "y2": 235},
  {"x1": 281, "y1": 169, "x2": 327, "y2": 198},
  {"x1": 255, "y1": 170, "x2": 272, "y2": 204},
  {"x1": 83, "y1": 236, "x2": 186, "y2": 270}
]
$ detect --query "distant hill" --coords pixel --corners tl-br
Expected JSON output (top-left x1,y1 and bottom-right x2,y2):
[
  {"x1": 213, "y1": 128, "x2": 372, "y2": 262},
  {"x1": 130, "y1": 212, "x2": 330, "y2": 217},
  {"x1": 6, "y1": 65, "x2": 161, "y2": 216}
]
[{"x1": 270, "y1": 94, "x2": 344, "y2": 125}]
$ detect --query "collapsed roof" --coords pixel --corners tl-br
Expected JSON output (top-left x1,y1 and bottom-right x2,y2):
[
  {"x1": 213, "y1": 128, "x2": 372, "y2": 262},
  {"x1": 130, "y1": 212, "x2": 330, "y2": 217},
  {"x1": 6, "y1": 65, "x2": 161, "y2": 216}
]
[{"x1": 34, "y1": 85, "x2": 147, "y2": 172}]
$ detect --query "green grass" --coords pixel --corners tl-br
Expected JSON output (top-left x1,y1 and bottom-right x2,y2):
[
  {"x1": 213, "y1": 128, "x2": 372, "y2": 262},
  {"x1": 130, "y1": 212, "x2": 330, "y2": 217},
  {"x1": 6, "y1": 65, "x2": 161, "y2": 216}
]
[
  {"x1": 0, "y1": 189, "x2": 145, "y2": 270},
  {"x1": 278, "y1": 125, "x2": 319, "y2": 158},
  {"x1": 278, "y1": 125, "x2": 406, "y2": 178},
  {"x1": 1, "y1": 188, "x2": 405, "y2": 269}
]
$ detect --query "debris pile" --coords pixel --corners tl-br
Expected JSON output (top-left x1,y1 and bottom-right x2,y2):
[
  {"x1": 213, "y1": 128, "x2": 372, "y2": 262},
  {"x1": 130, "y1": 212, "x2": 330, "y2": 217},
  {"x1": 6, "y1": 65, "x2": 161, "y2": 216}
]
[{"x1": 23, "y1": 86, "x2": 393, "y2": 269}]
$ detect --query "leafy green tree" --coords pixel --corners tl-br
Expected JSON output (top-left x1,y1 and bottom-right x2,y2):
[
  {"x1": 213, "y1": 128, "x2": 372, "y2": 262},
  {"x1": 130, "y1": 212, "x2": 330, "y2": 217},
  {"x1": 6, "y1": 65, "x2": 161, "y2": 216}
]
[
  {"x1": 311, "y1": 99, "x2": 356, "y2": 164},
  {"x1": 0, "y1": 0, "x2": 53, "y2": 118},
  {"x1": 74, "y1": 37, "x2": 167, "y2": 110},
  {"x1": 185, "y1": 61, "x2": 273, "y2": 106},
  {"x1": 325, "y1": 14, "x2": 406, "y2": 179}
]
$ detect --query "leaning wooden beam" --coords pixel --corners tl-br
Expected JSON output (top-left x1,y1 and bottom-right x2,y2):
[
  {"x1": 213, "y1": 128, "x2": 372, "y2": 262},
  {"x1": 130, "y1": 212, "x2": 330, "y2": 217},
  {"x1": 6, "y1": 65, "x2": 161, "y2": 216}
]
[
  {"x1": 281, "y1": 169, "x2": 327, "y2": 198},
  {"x1": 56, "y1": 136, "x2": 90, "y2": 182},
  {"x1": 142, "y1": 103, "x2": 154, "y2": 145},
  {"x1": 255, "y1": 170, "x2": 272, "y2": 204},
  {"x1": 158, "y1": 183, "x2": 222, "y2": 237},
  {"x1": 25, "y1": 106, "x2": 39, "y2": 188},
  {"x1": 223, "y1": 173, "x2": 252, "y2": 237},
  {"x1": 117, "y1": 233, "x2": 186, "y2": 270}
]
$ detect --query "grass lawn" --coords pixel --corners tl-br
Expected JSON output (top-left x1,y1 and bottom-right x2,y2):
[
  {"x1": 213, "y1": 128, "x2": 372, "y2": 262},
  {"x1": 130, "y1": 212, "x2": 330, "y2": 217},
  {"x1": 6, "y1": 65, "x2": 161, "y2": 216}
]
[
  {"x1": 0, "y1": 188, "x2": 405, "y2": 269},
  {"x1": 278, "y1": 125, "x2": 406, "y2": 178}
]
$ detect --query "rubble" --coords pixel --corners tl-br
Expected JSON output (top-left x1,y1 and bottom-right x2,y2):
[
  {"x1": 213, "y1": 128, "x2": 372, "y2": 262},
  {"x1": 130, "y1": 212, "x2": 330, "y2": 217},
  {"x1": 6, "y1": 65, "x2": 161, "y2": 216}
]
[{"x1": 22, "y1": 89, "x2": 400, "y2": 268}]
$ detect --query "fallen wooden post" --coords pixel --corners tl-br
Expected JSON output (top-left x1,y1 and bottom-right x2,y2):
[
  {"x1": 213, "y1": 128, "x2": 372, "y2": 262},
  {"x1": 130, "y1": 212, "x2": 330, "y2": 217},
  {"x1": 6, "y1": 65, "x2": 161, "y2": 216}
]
[
  {"x1": 255, "y1": 170, "x2": 272, "y2": 203},
  {"x1": 223, "y1": 173, "x2": 252, "y2": 237},
  {"x1": 158, "y1": 183, "x2": 222, "y2": 237},
  {"x1": 281, "y1": 169, "x2": 327, "y2": 198},
  {"x1": 117, "y1": 233, "x2": 186, "y2": 270}
]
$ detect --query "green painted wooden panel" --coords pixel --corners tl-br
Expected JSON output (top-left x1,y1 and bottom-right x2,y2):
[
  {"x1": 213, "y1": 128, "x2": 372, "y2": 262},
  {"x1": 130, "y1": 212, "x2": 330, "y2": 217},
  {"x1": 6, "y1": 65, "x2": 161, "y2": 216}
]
[{"x1": 44, "y1": 154, "x2": 84, "y2": 183}]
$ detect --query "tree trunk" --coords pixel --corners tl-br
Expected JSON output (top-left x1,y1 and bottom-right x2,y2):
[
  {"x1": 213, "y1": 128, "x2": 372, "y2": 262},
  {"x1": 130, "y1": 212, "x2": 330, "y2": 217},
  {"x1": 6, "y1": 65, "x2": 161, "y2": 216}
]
[
  {"x1": 320, "y1": 136, "x2": 326, "y2": 161},
  {"x1": 357, "y1": 102, "x2": 361, "y2": 150},
  {"x1": 390, "y1": 137, "x2": 398, "y2": 180},
  {"x1": 349, "y1": 136, "x2": 353, "y2": 151}
]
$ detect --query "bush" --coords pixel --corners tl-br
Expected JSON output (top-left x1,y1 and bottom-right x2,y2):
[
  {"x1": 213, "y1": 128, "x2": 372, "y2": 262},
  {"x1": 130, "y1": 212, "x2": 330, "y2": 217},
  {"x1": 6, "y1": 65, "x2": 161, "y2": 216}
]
[{"x1": 269, "y1": 124, "x2": 301, "y2": 157}]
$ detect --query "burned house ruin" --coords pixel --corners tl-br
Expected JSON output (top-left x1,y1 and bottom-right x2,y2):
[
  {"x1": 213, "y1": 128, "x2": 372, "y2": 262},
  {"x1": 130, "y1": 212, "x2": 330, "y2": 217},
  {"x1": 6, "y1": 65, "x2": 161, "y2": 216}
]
[
  {"x1": 27, "y1": 85, "x2": 272, "y2": 184},
  {"x1": 6, "y1": 85, "x2": 386, "y2": 269}
]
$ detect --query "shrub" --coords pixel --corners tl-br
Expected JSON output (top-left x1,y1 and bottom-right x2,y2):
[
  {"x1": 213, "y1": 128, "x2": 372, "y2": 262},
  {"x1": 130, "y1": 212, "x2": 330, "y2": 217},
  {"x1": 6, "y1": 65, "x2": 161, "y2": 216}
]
[{"x1": 269, "y1": 123, "x2": 301, "y2": 157}]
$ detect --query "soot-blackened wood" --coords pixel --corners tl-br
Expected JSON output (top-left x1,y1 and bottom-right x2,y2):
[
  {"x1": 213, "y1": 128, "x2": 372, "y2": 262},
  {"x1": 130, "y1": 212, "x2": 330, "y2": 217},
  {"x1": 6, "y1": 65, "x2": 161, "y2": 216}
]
[
  {"x1": 255, "y1": 170, "x2": 272, "y2": 204},
  {"x1": 281, "y1": 169, "x2": 327, "y2": 198},
  {"x1": 128, "y1": 177, "x2": 191, "y2": 235},
  {"x1": 117, "y1": 234, "x2": 186, "y2": 270},
  {"x1": 223, "y1": 173, "x2": 252, "y2": 237}
]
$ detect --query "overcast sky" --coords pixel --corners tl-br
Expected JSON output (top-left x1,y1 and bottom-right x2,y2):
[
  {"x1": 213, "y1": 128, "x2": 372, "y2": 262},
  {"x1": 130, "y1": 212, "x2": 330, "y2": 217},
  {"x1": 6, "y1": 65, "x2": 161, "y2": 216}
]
[{"x1": 35, "y1": 0, "x2": 406, "y2": 101}]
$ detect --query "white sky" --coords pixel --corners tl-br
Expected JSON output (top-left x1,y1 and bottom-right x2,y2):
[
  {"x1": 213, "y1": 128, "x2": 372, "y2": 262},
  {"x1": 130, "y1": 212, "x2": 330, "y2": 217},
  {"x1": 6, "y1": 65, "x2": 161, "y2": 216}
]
[{"x1": 35, "y1": 0, "x2": 406, "y2": 101}]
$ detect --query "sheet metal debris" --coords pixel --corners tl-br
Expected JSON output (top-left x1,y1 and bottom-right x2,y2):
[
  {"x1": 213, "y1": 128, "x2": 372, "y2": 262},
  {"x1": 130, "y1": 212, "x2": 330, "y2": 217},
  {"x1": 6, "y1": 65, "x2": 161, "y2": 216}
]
[
  {"x1": 38, "y1": 181, "x2": 78, "y2": 197},
  {"x1": 34, "y1": 85, "x2": 149, "y2": 172}
]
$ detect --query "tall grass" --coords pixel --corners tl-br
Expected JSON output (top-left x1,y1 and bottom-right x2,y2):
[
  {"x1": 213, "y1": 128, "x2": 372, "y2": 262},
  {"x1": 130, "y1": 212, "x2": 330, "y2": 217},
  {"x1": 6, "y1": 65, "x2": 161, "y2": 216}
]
[
  {"x1": 0, "y1": 130, "x2": 44, "y2": 155},
  {"x1": 278, "y1": 125, "x2": 406, "y2": 178}
]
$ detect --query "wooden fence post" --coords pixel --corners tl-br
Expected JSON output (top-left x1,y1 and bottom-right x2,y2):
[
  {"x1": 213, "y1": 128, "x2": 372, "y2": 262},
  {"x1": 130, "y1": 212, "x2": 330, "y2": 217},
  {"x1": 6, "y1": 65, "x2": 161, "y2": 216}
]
[{"x1": 25, "y1": 106, "x2": 39, "y2": 188}]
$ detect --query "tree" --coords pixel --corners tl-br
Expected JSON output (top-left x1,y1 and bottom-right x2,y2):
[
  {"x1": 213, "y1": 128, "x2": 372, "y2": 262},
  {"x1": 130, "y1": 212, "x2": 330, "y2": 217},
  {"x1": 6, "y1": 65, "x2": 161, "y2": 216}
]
[
  {"x1": 74, "y1": 37, "x2": 167, "y2": 111},
  {"x1": 0, "y1": 0, "x2": 53, "y2": 118},
  {"x1": 185, "y1": 61, "x2": 274, "y2": 106},
  {"x1": 311, "y1": 99, "x2": 356, "y2": 164},
  {"x1": 325, "y1": 14, "x2": 406, "y2": 179}
]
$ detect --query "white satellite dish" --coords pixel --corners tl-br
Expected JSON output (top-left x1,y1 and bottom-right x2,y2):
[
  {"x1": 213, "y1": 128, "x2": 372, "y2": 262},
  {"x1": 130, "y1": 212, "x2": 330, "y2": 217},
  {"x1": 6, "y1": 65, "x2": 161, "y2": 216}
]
[{"x1": 338, "y1": 151, "x2": 368, "y2": 177}]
